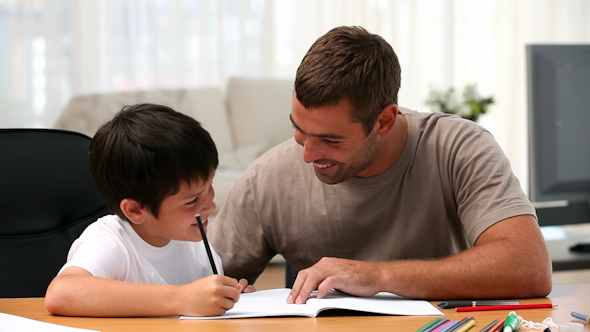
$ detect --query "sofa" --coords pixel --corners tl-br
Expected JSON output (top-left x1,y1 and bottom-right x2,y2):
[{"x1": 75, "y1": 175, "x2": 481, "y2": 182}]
[{"x1": 54, "y1": 77, "x2": 295, "y2": 214}]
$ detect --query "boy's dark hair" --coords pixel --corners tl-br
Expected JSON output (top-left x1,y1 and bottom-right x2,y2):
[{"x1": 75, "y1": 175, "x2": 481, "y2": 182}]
[
  {"x1": 89, "y1": 103, "x2": 218, "y2": 220},
  {"x1": 295, "y1": 25, "x2": 401, "y2": 135}
]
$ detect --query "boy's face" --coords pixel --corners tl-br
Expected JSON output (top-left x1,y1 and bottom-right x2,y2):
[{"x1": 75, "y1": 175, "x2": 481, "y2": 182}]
[{"x1": 132, "y1": 177, "x2": 216, "y2": 247}]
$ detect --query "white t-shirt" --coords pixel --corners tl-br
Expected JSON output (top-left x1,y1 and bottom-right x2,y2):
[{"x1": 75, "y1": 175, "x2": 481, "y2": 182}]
[{"x1": 61, "y1": 215, "x2": 223, "y2": 285}]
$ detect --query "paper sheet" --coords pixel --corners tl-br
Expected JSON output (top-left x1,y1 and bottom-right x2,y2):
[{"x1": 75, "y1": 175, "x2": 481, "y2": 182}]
[
  {"x1": 181, "y1": 288, "x2": 443, "y2": 320},
  {"x1": 0, "y1": 313, "x2": 100, "y2": 332}
]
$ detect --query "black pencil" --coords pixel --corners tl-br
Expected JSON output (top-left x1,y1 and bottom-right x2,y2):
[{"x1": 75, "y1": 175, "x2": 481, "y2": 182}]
[{"x1": 196, "y1": 214, "x2": 218, "y2": 274}]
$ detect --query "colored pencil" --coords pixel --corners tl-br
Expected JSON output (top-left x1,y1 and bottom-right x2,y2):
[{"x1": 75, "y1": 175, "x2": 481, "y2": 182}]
[
  {"x1": 488, "y1": 318, "x2": 506, "y2": 332},
  {"x1": 456, "y1": 319, "x2": 476, "y2": 332},
  {"x1": 416, "y1": 318, "x2": 442, "y2": 332},
  {"x1": 440, "y1": 320, "x2": 462, "y2": 332},
  {"x1": 432, "y1": 320, "x2": 455, "y2": 332},
  {"x1": 424, "y1": 318, "x2": 450, "y2": 332},
  {"x1": 571, "y1": 311, "x2": 590, "y2": 323},
  {"x1": 455, "y1": 303, "x2": 555, "y2": 312},
  {"x1": 478, "y1": 319, "x2": 499, "y2": 332},
  {"x1": 448, "y1": 317, "x2": 473, "y2": 332}
]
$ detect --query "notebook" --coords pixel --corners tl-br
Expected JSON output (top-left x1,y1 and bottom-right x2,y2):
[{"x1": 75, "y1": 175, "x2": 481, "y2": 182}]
[{"x1": 180, "y1": 288, "x2": 443, "y2": 319}]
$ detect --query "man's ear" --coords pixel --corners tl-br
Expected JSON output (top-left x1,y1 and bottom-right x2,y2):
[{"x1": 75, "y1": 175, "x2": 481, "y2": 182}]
[
  {"x1": 375, "y1": 103, "x2": 398, "y2": 138},
  {"x1": 120, "y1": 198, "x2": 147, "y2": 225}
]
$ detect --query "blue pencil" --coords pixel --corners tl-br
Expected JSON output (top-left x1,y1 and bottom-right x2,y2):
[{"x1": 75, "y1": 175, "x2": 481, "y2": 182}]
[
  {"x1": 571, "y1": 311, "x2": 590, "y2": 323},
  {"x1": 439, "y1": 320, "x2": 461, "y2": 332}
]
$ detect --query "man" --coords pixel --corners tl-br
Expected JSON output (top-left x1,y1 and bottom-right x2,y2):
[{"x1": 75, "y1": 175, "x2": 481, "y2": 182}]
[{"x1": 209, "y1": 26, "x2": 552, "y2": 303}]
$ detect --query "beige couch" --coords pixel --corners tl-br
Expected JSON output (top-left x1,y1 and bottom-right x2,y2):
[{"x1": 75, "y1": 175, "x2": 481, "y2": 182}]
[{"x1": 54, "y1": 77, "x2": 295, "y2": 213}]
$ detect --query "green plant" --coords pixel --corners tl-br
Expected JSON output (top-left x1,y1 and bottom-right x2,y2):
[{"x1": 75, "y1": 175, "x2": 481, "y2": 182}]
[{"x1": 425, "y1": 84, "x2": 494, "y2": 122}]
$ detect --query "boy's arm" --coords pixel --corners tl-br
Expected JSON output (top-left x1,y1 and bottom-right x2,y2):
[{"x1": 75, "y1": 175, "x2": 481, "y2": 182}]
[{"x1": 45, "y1": 266, "x2": 243, "y2": 317}]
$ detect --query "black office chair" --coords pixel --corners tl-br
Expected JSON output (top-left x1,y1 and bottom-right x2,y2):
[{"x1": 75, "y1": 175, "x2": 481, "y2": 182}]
[{"x1": 0, "y1": 129, "x2": 110, "y2": 298}]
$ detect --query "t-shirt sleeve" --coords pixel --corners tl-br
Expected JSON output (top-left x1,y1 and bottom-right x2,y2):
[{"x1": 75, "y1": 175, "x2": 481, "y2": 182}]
[
  {"x1": 209, "y1": 166, "x2": 278, "y2": 283},
  {"x1": 60, "y1": 234, "x2": 128, "y2": 279},
  {"x1": 451, "y1": 126, "x2": 536, "y2": 245}
]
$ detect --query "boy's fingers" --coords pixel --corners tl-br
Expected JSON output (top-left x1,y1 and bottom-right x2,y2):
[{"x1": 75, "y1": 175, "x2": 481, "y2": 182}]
[
  {"x1": 219, "y1": 294, "x2": 238, "y2": 310},
  {"x1": 219, "y1": 285, "x2": 241, "y2": 303},
  {"x1": 217, "y1": 275, "x2": 239, "y2": 287}
]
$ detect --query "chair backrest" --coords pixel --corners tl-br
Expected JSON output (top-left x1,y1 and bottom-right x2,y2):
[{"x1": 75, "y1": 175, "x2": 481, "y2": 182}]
[{"x1": 0, "y1": 129, "x2": 110, "y2": 298}]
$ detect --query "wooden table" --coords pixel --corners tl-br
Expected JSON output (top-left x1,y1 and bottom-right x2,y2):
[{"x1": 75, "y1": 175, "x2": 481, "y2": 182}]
[{"x1": 1, "y1": 284, "x2": 589, "y2": 332}]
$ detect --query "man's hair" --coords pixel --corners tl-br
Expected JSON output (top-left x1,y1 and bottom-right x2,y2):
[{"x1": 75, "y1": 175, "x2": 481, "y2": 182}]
[
  {"x1": 89, "y1": 103, "x2": 218, "y2": 220},
  {"x1": 295, "y1": 25, "x2": 401, "y2": 135}
]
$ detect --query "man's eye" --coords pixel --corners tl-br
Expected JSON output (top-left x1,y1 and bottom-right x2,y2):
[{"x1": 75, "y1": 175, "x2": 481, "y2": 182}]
[{"x1": 324, "y1": 139, "x2": 339, "y2": 145}]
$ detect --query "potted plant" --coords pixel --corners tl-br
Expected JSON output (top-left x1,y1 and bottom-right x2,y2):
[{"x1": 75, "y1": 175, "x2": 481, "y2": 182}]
[{"x1": 425, "y1": 83, "x2": 494, "y2": 122}]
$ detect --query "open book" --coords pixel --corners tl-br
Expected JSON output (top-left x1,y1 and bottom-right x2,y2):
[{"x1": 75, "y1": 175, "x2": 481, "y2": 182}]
[{"x1": 180, "y1": 288, "x2": 443, "y2": 320}]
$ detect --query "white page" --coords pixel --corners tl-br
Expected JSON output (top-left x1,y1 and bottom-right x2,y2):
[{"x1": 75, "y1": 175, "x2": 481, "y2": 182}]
[
  {"x1": 180, "y1": 288, "x2": 443, "y2": 320},
  {"x1": 0, "y1": 313, "x2": 100, "y2": 332},
  {"x1": 304, "y1": 290, "x2": 443, "y2": 316}
]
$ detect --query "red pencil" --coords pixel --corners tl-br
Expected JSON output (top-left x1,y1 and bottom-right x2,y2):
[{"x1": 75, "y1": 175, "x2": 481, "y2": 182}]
[
  {"x1": 455, "y1": 303, "x2": 556, "y2": 312},
  {"x1": 489, "y1": 318, "x2": 506, "y2": 332}
]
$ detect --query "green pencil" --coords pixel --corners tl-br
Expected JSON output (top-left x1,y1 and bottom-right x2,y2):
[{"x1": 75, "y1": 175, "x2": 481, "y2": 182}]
[
  {"x1": 416, "y1": 317, "x2": 442, "y2": 332},
  {"x1": 478, "y1": 319, "x2": 499, "y2": 332}
]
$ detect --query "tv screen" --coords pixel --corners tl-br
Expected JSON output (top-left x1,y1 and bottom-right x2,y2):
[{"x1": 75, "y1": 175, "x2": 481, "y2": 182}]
[{"x1": 527, "y1": 44, "x2": 590, "y2": 226}]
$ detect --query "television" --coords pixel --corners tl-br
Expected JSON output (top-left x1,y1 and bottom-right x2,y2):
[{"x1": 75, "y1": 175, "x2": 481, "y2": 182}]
[{"x1": 527, "y1": 44, "x2": 590, "y2": 227}]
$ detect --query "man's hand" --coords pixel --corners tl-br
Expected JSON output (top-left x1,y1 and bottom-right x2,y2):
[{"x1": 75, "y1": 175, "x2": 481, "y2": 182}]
[
  {"x1": 285, "y1": 215, "x2": 552, "y2": 302},
  {"x1": 238, "y1": 278, "x2": 256, "y2": 293},
  {"x1": 286, "y1": 257, "x2": 381, "y2": 304}
]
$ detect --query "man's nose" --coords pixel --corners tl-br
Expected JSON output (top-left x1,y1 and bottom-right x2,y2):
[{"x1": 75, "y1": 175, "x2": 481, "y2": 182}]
[{"x1": 302, "y1": 137, "x2": 324, "y2": 163}]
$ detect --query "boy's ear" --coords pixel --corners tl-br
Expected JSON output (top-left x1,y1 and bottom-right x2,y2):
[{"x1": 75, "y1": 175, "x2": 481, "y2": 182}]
[{"x1": 120, "y1": 198, "x2": 147, "y2": 225}]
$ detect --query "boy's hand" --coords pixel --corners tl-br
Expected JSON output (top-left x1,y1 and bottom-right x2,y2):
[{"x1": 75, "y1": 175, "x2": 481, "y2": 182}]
[
  {"x1": 46, "y1": 268, "x2": 252, "y2": 317},
  {"x1": 238, "y1": 278, "x2": 256, "y2": 293},
  {"x1": 179, "y1": 275, "x2": 242, "y2": 316}
]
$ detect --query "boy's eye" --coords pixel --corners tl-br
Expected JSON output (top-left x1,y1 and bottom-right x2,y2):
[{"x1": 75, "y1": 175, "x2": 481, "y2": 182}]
[{"x1": 186, "y1": 196, "x2": 198, "y2": 205}]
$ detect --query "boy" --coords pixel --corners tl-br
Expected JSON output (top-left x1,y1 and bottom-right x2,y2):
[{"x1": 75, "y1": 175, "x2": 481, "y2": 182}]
[{"x1": 45, "y1": 103, "x2": 254, "y2": 317}]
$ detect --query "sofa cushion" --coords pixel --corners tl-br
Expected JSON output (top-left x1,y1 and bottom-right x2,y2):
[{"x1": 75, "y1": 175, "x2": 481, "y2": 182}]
[
  {"x1": 54, "y1": 88, "x2": 234, "y2": 153},
  {"x1": 226, "y1": 77, "x2": 294, "y2": 150}
]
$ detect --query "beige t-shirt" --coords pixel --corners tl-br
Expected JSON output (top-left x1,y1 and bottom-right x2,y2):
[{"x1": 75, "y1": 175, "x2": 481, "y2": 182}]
[{"x1": 210, "y1": 108, "x2": 536, "y2": 282}]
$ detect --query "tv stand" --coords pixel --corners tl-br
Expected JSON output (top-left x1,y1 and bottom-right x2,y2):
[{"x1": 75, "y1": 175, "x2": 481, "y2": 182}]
[{"x1": 543, "y1": 224, "x2": 590, "y2": 270}]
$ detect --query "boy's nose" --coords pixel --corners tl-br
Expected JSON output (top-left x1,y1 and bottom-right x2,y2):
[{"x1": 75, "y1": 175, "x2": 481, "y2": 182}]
[{"x1": 204, "y1": 186, "x2": 216, "y2": 214}]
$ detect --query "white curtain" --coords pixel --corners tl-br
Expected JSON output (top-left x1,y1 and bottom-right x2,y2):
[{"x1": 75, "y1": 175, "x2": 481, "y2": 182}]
[{"x1": 1, "y1": 0, "x2": 589, "y2": 192}]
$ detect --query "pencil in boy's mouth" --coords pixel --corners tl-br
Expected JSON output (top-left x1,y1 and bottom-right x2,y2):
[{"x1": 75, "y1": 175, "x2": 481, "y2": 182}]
[{"x1": 193, "y1": 219, "x2": 208, "y2": 227}]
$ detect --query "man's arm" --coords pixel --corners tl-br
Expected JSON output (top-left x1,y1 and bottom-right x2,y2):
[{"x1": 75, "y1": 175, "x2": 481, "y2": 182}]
[
  {"x1": 45, "y1": 266, "x2": 244, "y2": 317},
  {"x1": 287, "y1": 215, "x2": 552, "y2": 304}
]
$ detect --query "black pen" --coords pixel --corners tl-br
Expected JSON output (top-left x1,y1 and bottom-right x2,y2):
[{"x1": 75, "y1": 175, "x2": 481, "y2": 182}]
[
  {"x1": 437, "y1": 300, "x2": 521, "y2": 309},
  {"x1": 196, "y1": 214, "x2": 218, "y2": 275}
]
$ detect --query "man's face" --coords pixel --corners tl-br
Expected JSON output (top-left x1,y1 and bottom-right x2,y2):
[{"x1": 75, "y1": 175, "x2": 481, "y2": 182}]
[{"x1": 290, "y1": 94, "x2": 382, "y2": 184}]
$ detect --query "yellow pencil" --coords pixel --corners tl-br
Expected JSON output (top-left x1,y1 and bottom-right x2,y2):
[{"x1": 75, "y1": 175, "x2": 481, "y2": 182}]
[{"x1": 455, "y1": 319, "x2": 476, "y2": 332}]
